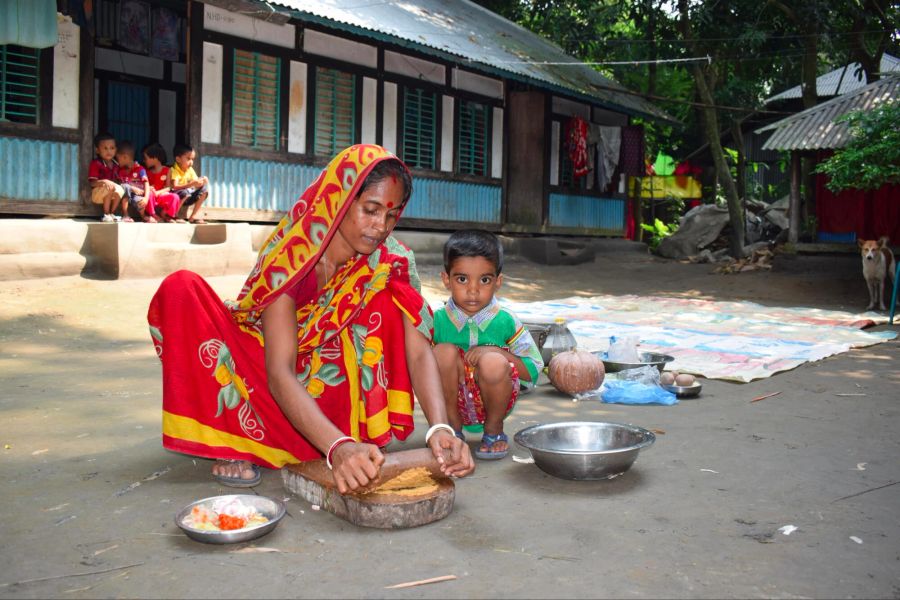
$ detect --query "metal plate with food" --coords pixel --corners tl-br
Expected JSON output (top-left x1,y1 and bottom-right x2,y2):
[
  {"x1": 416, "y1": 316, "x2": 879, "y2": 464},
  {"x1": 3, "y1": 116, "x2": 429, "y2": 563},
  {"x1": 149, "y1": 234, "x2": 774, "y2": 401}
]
[
  {"x1": 662, "y1": 381, "x2": 702, "y2": 398},
  {"x1": 175, "y1": 494, "x2": 285, "y2": 544}
]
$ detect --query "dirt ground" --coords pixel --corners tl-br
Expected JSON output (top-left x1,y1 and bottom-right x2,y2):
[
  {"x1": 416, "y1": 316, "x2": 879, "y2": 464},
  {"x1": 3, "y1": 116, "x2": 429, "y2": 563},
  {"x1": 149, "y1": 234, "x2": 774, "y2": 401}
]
[{"x1": 1, "y1": 240, "x2": 898, "y2": 599}]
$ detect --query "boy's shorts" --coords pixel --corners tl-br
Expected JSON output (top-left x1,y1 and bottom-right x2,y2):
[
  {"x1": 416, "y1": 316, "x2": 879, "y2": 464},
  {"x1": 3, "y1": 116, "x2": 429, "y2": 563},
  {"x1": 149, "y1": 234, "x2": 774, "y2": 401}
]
[
  {"x1": 456, "y1": 347, "x2": 520, "y2": 426},
  {"x1": 176, "y1": 183, "x2": 209, "y2": 207},
  {"x1": 90, "y1": 180, "x2": 125, "y2": 204}
]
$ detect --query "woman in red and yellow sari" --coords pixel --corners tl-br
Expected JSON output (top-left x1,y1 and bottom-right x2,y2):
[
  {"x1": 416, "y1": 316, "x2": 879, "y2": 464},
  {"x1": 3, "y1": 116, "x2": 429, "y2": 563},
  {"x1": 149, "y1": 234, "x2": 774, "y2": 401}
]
[{"x1": 147, "y1": 145, "x2": 474, "y2": 493}]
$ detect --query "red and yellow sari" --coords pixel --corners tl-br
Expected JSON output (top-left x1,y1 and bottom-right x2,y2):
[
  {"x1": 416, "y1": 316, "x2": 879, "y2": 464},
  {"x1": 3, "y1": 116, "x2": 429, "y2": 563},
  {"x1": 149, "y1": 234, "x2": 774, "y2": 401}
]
[{"x1": 147, "y1": 145, "x2": 432, "y2": 468}]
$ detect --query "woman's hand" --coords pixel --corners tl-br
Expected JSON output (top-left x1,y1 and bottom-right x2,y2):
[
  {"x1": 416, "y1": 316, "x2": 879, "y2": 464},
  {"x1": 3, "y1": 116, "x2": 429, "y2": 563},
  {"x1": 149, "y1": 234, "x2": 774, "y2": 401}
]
[
  {"x1": 427, "y1": 430, "x2": 474, "y2": 478},
  {"x1": 331, "y1": 442, "x2": 385, "y2": 494}
]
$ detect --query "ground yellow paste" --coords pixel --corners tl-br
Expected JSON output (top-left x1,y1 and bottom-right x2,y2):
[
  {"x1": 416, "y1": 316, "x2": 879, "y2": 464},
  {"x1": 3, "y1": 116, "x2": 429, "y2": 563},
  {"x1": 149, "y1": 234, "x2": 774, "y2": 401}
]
[{"x1": 362, "y1": 467, "x2": 439, "y2": 497}]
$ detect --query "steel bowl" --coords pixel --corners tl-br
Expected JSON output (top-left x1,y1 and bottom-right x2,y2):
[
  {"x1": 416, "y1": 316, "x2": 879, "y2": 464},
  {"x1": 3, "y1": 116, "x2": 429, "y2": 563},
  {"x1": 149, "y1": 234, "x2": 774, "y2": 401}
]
[
  {"x1": 175, "y1": 494, "x2": 286, "y2": 544},
  {"x1": 513, "y1": 421, "x2": 656, "y2": 480},
  {"x1": 662, "y1": 381, "x2": 702, "y2": 398},
  {"x1": 594, "y1": 351, "x2": 674, "y2": 373}
]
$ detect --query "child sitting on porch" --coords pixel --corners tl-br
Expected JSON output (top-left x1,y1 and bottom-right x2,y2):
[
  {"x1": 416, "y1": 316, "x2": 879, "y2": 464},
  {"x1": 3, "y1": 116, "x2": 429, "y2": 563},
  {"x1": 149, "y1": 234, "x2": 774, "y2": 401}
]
[
  {"x1": 141, "y1": 143, "x2": 182, "y2": 223},
  {"x1": 168, "y1": 143, "x2": 210, "y2": 224},
  {"x1": 115, "y1": 141, "x2": 157, "y2": 223},
  {"x1": 431, "y1": 229, "x2": 543, "y2": 460},
  {"x1": 88, "y1": 132, "x2": 125, "y2": 222}
]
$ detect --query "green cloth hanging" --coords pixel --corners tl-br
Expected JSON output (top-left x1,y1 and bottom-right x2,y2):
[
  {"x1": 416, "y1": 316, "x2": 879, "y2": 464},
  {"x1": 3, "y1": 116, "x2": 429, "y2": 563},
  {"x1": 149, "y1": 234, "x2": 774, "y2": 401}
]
[
  {"x1": 653, "y1": 152, "x2": 676, "y2": 176},
  {"x1": 0, "y1": 0, "x2": 59, "y2": 49}
]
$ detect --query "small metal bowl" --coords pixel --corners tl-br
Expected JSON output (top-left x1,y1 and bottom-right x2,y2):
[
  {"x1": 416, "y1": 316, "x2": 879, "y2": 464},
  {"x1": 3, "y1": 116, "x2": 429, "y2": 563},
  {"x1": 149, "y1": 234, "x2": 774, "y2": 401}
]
[
  {"x1": 514, "y1": 421, "x2": 656, "y2": 480},
  {"x1": 595, "y1": 351, "x2": 674, "y2": 373},
  {"x1": 175, "y1": 494, "x2": 286, "y2": 544},
  {"x1": 662, "y1": 381, "x2": 702, "y2": 398}
]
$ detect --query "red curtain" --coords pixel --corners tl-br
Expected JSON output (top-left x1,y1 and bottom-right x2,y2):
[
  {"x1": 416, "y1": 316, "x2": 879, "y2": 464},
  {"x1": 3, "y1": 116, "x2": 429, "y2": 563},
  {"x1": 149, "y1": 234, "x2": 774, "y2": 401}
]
[{"x1": 816, "y1": 173, "x2": 900, "y2": 242}]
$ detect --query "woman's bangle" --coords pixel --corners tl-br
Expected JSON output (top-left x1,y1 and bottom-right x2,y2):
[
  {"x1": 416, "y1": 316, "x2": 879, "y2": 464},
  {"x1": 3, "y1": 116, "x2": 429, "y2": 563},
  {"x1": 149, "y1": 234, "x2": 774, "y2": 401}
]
[
  {"x1": 424, "y1": 423, "x2": 455, "y2": 445},
  {"x1": 326, "y1": 436, "x2": 356, "y2": 470}
]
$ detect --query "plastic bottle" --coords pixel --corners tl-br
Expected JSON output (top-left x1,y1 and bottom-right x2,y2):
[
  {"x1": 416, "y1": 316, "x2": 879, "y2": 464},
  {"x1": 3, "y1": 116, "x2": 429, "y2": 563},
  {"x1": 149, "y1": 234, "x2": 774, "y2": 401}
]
[{"x1": 542, "y1": 317, "x2": 577, "y2": 364}]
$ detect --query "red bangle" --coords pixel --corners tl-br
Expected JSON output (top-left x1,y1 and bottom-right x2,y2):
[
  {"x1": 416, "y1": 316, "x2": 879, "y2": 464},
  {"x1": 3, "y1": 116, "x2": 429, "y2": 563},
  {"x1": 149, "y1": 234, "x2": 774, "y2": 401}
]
[{"x1": 326, "y1": 436, "x2": 356, "y2": 470}]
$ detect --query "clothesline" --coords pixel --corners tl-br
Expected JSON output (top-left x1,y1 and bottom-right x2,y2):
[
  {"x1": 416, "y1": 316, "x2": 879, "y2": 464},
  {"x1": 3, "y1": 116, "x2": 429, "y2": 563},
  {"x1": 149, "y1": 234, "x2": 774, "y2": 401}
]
[{"x1": 467, "y1": 55, "x2": 712, "y2": 66}]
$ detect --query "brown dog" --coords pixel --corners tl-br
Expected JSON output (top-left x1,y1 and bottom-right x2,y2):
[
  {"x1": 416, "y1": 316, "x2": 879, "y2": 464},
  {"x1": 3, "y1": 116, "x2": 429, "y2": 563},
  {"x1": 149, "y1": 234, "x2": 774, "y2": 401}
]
[{"x1": 858, "y1": 236, "x2": 896, "y2": 311}]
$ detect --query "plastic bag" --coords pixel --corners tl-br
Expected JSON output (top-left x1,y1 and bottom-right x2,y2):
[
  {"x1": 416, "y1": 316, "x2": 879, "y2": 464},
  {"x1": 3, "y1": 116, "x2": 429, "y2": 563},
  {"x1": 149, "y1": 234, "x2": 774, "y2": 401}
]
[
  {"x1": 601, "y1": 380, "x2": 678, "y2": 405},
  {"x1": 607, "y1": 335, "x2": 640, "y2": 363},
  {"x1": 616, "y1": 365, "x2": 660, "y2": 386}
]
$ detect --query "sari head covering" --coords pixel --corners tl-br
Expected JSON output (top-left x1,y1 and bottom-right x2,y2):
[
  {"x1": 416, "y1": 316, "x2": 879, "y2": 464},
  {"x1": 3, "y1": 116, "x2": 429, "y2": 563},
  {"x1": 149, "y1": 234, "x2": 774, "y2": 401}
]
[{"x1": 149, "y1": 144, "x2": 432, "y2": 468}]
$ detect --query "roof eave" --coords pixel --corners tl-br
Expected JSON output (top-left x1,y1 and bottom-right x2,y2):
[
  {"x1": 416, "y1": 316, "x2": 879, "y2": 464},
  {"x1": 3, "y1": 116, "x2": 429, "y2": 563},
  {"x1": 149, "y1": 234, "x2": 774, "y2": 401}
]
[{"x1": 266, "y1": 7, "x2": 679, "y2": 125}]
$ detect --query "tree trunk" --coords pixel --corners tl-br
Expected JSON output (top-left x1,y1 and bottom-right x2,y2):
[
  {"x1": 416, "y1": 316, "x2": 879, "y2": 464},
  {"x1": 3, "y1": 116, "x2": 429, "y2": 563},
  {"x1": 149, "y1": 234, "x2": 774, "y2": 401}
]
[
  {"x1": 693, "y1": 67, "x2": 745, "y2": 258},
  {"x1": 789, "y1": 151, "x2": 801, "y2": 244},
  {"x1": 731, "y1": 122, "x2": 747, "y2": 202},
  {"x1": 678, "y1": 0, "x2": 745, "y2": 258}
]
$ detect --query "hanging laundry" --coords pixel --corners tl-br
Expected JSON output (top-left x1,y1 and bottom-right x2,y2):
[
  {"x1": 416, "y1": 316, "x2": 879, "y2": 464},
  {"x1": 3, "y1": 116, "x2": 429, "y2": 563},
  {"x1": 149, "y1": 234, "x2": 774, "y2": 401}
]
[
  {"x1": 620, "y1": 125, "x2": 646, "y2": 177},
  {"x1": 597, "y1": 126, "x2": 622, "y2": 192},
  {"x1": 0, "y1": 0, "x2": 59, "y2": 48},
  {"x1": 566, "y1": 117, "x2": 590, "y2": 179}
]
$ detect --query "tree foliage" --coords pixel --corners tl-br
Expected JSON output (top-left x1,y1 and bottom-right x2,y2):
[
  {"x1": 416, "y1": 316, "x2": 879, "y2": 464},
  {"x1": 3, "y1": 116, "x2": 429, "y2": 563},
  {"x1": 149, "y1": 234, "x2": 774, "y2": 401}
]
[
  {"x1": 472, "y1": 0, "x2": 899, "y2": 253},
  {"x1": 815, "y1": 100, "x2": 900, "y2": 192}
]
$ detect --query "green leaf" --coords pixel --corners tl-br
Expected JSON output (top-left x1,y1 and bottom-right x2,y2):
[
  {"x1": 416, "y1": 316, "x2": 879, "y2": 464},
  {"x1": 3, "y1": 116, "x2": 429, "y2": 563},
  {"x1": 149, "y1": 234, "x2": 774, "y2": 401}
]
[
  {"x1": 361, "y1": 364, "x2": 374, "y2": 391},
  {"x1": 221, "y1": 385, "x2": 241, "y2": 410}
]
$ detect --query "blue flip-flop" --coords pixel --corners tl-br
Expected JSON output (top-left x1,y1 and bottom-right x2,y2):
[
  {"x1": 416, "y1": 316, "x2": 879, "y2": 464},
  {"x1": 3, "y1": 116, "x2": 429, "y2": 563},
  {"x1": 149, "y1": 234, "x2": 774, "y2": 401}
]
[
  {"x1": 475, "y1": 432, "x2": 509, "y2": 460},
  {"x1": 214, "y1": 461, "x2": 261, "y2": 488}
]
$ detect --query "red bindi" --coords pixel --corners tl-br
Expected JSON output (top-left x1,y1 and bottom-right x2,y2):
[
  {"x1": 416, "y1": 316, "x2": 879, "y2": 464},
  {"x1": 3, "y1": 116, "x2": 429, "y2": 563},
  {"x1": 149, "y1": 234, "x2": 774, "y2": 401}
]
[{"x1": 386, "y1": 201, "x2": 394, "y2": 208}]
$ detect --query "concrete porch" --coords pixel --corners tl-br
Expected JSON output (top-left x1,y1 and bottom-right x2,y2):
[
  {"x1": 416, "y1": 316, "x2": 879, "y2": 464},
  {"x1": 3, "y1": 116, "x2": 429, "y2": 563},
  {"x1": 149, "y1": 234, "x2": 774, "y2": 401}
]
[{"x1": 0, "y1": 219, "x2": 272, "y2": 280}]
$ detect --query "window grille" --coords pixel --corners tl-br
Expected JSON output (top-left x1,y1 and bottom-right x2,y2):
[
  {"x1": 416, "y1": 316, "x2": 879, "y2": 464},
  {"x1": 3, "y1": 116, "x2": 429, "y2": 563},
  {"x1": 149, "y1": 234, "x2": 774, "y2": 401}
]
[
  {"x1": 313, "y1": 67, "x2": 356, "y2": 157},
  {"x1": 0, "y1": 45, "x2": 40, "y2": 124},
  {"x1": 457, "y1": 100, "x2": 489, "y2": 176},
  {"x1": 401, "y1": 86, "x2": 436, "y2": 170},
  {"x1": 232, "y1": 49, "x2": 280, "y2": 150}
]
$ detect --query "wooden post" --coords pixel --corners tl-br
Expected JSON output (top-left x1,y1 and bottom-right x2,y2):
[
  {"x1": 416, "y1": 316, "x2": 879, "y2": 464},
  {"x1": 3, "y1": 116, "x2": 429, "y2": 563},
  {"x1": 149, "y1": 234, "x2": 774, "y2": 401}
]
[
  {"x1": 186, "y1": 1, "x2": 203, "y2": 169},
  {"x1": 789, "y1": 150, "x2": 800, "y2": 244},
  {"x1": 78, "y1": 25, "x2": 95, "y2": 207}
]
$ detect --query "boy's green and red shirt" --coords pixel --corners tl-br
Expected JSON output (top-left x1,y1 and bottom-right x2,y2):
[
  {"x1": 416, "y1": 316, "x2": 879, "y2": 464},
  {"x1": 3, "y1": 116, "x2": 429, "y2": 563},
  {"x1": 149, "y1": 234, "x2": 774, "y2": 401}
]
[{"x1": 433, "y1": 297, "x2": 543, "y2": 383}]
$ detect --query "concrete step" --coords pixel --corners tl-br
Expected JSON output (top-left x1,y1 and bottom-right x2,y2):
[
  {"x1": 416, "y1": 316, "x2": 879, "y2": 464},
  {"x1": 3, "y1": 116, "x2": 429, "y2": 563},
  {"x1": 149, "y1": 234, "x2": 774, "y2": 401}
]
[
  {"x1": 87, "y1": 222, "x2": 256, "y2": 278},
  {"x1": 0, "y1": 219, "x2": 89, "y2": 255},
  {"x1": 0, "y1": 251, "x2": 88, "y2": 280}
]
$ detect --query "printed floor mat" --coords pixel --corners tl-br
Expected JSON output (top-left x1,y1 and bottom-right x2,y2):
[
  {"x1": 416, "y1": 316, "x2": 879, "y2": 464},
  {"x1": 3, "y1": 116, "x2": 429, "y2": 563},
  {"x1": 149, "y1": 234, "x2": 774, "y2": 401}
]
[{"x1": 502, "y1": 294, "x2": 897, "y2": 383}]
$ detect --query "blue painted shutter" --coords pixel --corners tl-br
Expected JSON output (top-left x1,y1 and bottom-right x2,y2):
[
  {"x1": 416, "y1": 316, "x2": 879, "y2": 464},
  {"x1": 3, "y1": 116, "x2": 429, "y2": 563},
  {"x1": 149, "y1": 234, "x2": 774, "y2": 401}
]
[
  {"x1": 313, "y1": 67, "x2": 356, "y2": 157},
  {"x1": 232, "y1": 49, "x2": 280, "y2": 150},
  {"x1": 401, "y1": 86, "x2": 436, "y2": 170},
  {"x1": 457, "y1": 100, "x2": 488, "y2": 176},
  {"x1": 0, "y1": 44, "x2": 39, "y2": 124}
]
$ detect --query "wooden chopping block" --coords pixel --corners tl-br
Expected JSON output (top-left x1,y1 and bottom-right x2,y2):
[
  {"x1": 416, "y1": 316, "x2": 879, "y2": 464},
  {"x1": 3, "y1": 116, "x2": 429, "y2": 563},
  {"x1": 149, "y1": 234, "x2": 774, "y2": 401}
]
[{"x1": 281, "y1": 448, "x2": 456, "y2": 529}]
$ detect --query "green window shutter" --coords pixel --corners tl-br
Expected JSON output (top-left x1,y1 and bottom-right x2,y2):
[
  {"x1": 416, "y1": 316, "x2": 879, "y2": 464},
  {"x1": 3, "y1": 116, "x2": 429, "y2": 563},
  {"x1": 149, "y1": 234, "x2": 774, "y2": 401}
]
[
  {"x1": 0, "y1": 45, "x2": 40, "y2": 124},
  {"x1": 232, "y1": 49, "x2": 280, "y2": 150},
  {"x1": 457, "y1": 100, "x2": 488, "y2": 176},
  {"x1": 313, "y1": 67, "x2": 356, "y2": 157},
  {"x1": 401, "y1": 87, "x2": 436, "y2": 170}
]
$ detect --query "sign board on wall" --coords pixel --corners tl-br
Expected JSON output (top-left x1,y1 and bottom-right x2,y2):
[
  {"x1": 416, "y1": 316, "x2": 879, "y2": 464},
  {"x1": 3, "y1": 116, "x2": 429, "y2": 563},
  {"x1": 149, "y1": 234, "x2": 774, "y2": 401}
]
[
  {"x1": 52, "y1": 15, "x2": 80, "y2": 129},
  {"x1": 204, "y1": 4, "x2": 295, "y2": 48}
]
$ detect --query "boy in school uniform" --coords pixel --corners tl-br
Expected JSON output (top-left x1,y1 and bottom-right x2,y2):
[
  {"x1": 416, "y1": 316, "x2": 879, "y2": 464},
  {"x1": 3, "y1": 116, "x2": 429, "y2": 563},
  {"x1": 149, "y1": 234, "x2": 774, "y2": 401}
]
[
  {"x1": 88, "y1": 132, "x2": 125, "y2": 222},
  {"x1": 431, "y1": 230, "x2": 543, "y2": 460}
]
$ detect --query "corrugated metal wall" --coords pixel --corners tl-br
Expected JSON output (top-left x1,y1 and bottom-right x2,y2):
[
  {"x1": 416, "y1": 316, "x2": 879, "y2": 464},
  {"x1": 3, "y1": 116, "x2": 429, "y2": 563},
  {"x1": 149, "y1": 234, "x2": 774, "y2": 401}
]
[
  {"x1": 404, "y1": 179, "x2": 501, "y2": 223},
  {"x1": 204, "y1": 155, "x2": 321, "y2": 212},
  {"x1": 204, "y1": 155, "x2": 502, "y2": 224},
  {"x1": 0, "y1": 137, "x2": 79, "y2": 202},
  {"x1": 548, "y1": 193, "x2": 625, "y2": 232}
]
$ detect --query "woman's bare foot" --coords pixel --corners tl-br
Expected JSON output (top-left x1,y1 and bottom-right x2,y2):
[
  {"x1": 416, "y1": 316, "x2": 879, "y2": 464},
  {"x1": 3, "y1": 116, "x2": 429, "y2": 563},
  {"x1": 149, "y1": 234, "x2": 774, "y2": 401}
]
[{"x1": 212, "y1": 459, "x2": 259, "y2": 485}]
